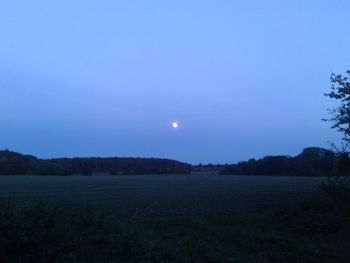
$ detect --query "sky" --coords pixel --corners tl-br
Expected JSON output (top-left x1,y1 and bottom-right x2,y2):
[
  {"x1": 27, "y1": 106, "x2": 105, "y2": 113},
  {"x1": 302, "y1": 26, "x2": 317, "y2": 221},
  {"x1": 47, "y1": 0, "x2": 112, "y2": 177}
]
[{"x1": 0, "y1": 0, "x2": 350, "y2": 164}]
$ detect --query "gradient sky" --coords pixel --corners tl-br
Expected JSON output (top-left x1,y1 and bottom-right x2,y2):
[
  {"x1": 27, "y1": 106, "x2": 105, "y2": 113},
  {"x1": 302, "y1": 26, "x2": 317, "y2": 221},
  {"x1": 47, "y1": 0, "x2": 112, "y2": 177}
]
[{"x1": 1, "y1": 0, "x2": 350, "y2": 164}]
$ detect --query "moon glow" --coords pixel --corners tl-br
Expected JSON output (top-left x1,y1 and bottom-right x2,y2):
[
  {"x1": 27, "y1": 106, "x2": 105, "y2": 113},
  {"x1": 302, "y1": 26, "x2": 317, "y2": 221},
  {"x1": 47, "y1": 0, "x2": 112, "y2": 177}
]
[{"x1": 172, "y1": 122, "x2": 179, "y2": 129}]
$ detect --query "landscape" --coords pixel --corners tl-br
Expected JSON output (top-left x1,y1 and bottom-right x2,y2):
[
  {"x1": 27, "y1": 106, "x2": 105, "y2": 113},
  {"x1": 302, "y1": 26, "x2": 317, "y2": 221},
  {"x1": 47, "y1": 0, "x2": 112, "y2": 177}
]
[
  {"x1": 1, "y1": 1, "x2": 350, "y2": 262},
  {"x1": 1, "y1": 148, "x2": 349, "y2": 262}
]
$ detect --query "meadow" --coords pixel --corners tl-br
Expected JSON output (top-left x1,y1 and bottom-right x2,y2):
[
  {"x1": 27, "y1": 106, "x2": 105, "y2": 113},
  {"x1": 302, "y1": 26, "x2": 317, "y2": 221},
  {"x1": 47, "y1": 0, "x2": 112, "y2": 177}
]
[
  {"x1": 0, "y1": 174, "x2": 321, "y2": 216},
  {"x1": 1, "y1": 174, "x2": 349, "y2": 262}
]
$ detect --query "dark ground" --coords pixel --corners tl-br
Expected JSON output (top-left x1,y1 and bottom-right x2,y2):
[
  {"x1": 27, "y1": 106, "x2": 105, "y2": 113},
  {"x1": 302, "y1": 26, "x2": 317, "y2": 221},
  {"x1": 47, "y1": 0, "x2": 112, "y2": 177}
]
[
  {"x1": 0, "y1": 174, "x2": 321, "y2": 216},
  {"x1": 1, "y1": 174, "x2": 349, "y2": 262}
]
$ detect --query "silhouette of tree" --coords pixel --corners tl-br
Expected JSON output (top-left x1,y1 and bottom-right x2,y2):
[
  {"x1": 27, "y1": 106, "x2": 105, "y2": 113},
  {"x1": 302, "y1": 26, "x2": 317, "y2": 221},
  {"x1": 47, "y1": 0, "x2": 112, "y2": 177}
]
[
  {"x1": 324, "y1": 70, "x2": 350, "y2": 175},
  {"x1": 0, "y1": 150, "x2": 191, "y2": 175},
  {"x1": 324, "y1": 70, "x2": 350, "y2": 146},
  {"x1": 221, "y1": 148, "x2": 336, "y2": 176}
]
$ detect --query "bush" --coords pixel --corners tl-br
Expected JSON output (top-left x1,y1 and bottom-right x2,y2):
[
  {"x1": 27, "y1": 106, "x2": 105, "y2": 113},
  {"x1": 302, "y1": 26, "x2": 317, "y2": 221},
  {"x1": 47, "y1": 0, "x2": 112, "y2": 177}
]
[{"x1": 279, "y1": 178, "x2": 350, "y2": 236}]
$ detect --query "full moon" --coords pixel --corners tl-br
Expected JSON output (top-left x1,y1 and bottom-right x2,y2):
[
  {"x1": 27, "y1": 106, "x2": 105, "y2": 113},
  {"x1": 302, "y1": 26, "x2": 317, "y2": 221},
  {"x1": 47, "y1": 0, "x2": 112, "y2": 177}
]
[{"x1": 172, "y1": 122, "x2": 179, "y2": 129}]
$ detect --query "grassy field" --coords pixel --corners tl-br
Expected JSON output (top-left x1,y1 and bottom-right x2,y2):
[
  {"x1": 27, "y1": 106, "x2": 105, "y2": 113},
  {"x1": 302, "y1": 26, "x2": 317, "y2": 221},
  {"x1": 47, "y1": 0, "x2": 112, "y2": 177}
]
[
  {"x1": 1, "y1": 174, "x2": 349, "y2": 262},
  {"x1": 0, "y1": 174, "x2": 321, "y2": 216}
]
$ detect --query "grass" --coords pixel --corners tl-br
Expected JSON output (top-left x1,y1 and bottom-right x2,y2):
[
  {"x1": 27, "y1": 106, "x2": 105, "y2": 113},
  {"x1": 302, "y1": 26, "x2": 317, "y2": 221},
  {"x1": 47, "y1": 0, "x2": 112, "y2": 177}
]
[
  {"x1": 1, "y1": 184, "x2": 350, "y2": 263},
  {"x1": 0, "y1": 174, "x2": 321, "y2": 216}
]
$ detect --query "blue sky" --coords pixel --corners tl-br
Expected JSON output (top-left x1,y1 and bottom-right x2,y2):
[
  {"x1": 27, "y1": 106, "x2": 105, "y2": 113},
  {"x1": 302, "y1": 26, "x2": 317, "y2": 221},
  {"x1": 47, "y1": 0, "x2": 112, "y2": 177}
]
[{"x1": 0, "y1": 0, "x2": 349, "y2": 164}]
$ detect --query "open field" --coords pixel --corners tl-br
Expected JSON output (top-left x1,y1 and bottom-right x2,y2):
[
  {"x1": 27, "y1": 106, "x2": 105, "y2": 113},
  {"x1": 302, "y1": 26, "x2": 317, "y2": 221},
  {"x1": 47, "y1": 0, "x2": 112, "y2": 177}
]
[
  {"x1": 1, "y1": 174, "x2": 350, "y2": 262},
  {"x1": 0, "y1": 174, "x2": 323, "y2": 216}
]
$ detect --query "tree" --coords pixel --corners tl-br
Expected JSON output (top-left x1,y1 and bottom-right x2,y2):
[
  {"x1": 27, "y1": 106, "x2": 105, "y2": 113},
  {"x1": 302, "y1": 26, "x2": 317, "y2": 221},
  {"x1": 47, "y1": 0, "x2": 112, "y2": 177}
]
[
  {"x1": 324, "y1": 70, "x2": 350, "y2": 146},
  {"x1": 324, "y1": 70, "x2": 350, "y2": 175}
]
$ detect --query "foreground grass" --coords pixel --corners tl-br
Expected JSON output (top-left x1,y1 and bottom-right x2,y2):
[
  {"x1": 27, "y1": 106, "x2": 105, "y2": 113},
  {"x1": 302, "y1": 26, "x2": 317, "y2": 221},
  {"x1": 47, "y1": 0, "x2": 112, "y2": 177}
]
[{"x1": 1, "y1": 183, "x2": 350, "y2": 262}]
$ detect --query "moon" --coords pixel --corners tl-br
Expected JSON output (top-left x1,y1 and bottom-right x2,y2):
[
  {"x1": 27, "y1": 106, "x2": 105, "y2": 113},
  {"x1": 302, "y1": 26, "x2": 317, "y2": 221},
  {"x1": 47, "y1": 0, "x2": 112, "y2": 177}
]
[{"x1": 172, "y1": 122, "x2": 179, "y2": 129}]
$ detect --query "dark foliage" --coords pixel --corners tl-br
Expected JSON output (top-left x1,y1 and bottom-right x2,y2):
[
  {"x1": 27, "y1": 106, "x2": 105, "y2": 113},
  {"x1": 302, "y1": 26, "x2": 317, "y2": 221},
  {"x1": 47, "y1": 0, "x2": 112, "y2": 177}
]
[
  {"x1": 324, "y1": 70, "x2": 350, "y2": 144},
  {"x1": 278, "y1": 178, "x2": 350, "y2": 236},
  {"x1": 221, "y1": 147, "x2": 338, "y2": 176},
  {"x1": 51, "y1": 157, "x2": 191, "y2": 175},
  {"x1": 0, "y1": 150, "x2": 191, "y2": 175},
  {"x1": 0, "y1": 150, "x2": 66, "y2": 175},
  {"x1": 323, "y1": 70, "x2": 350, "y2": 175}
]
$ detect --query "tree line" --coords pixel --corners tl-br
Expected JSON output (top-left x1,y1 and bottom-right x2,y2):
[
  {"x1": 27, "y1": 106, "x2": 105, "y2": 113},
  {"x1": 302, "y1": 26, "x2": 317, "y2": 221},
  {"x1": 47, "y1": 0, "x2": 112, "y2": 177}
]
[
  {"x1": 221, "y1": 147, "x2": 349, "y2": 176},
  {"x1": 0, "y1": 150, "x2": 191, "y2": 175}
]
